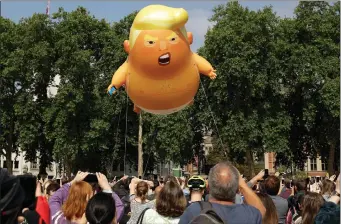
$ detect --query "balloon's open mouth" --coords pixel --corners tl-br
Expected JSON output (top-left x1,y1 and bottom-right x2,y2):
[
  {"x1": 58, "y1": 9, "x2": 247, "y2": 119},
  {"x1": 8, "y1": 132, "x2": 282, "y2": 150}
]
[{"x1": 158, "y1": 53, "x2": 171, "y2": 65}]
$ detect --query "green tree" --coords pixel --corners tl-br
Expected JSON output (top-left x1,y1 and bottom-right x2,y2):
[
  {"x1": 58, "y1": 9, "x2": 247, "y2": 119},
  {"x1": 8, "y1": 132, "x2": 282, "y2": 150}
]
[
  {"x1": 0, "y1": 17, "x2": 19, "y2": 174},
  {"x1": 13, "y1": 14, "x2": 56, "y2": 175},
  {"x1": 274, "y1": 2, "x2": 340, "y2": 173},
  {"x1": 143, "y1": 108, "x2": 196, "y2": 171},
  {"x1": 85, "y1": 12, "x2": 140, "y2": 175},
  {"x1": 44, "y1": 7, "x2": 116, "y2": 176},
  {"x1": 199, "y1": 2, "x2": 290, "y2": 176}
]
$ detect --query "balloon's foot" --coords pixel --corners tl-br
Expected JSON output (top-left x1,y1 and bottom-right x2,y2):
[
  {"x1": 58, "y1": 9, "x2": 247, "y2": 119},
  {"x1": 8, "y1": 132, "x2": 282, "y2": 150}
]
[
  {"x1": 134, "y1": 105, "x2": 141, "y2": 114},
  {"x1": 108, "y1": 86, "x2": 116, "y2": 96}
]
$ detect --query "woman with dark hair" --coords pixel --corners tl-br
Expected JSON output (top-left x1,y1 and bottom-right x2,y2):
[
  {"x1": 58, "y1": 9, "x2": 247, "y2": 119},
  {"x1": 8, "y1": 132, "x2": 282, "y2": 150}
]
[
  {"x1": 127, "y1": 179, "x2": 155, "y2": 224},
  {"x1": 301, "y1": 192, "x2": 325, "y2": 224},
  {"x1": 86, "y1": 193, "x2": 117, "y2": 224},
  {"x1": 256, "y1": 193, "x2": 279, "y2": 224},
  {"x1": 141, "y1": 180, "x2": 187, "y2": 223},
  {"x1": 286, "y1": 193, "x2": 304, "y2": 224}
]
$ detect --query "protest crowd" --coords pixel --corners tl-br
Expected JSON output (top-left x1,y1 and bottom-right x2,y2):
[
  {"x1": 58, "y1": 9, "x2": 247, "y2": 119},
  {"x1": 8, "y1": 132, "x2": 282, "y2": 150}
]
[{"x1": 0, "y1": 161, "x2": 340, "y2": 224}]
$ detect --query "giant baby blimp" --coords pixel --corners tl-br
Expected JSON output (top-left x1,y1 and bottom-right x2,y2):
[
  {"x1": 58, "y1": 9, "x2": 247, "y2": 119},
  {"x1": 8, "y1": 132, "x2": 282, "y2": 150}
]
[{"x1": 107, "y1": 5, "x2": 216, "y2": 115}]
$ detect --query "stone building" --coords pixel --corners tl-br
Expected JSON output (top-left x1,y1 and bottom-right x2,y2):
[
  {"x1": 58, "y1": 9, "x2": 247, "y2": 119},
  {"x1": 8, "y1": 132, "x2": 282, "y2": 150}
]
[
  {"x1": 264, "y1": 152, "x2": 328, "y2": 177},
  {"x1": 0, "y1": 150, "x2": 58, "y2": 177}
]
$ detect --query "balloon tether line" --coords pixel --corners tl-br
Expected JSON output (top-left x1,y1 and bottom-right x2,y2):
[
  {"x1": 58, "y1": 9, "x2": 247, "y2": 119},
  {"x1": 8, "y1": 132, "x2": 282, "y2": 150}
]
[
  {"x1": 143, "y1": 128, "x2": 158, "y2": 178},
  {"x1": 112, "y1": 103, "x2": 122, "y2": 170},
  {"x1": 199, "y1": 77, "x2": 226, "y2": 156},
  {"x1": 124, "y1": 92, "x2": 128, "y2": 175}
]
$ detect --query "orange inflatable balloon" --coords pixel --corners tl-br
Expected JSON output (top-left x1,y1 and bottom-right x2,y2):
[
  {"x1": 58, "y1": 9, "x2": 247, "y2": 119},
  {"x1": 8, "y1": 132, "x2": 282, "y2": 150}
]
[{"x1": 108, "y1": 5, "x2": 216, "y2": 115}]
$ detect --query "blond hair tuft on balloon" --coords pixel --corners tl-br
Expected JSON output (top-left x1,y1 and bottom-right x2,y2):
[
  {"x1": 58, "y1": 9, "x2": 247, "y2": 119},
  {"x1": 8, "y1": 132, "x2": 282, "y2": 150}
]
[{"x1": 129, "y1": 5, "x2": 189, "y2": 49}]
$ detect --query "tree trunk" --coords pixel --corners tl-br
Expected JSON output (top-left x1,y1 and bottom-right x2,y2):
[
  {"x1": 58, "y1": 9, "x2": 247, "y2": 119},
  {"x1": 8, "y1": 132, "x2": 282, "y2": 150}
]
[
  {"x1": 5, "y1": 150, "x2": 13, "y2": 174},
  {"x1": 64, "y1": 158, "x2": 73, "y2": 179},
  {"x1": 105, "y1": 159, "x2": 113, "y2": 178},
  {"x1": 245, "y1": 148, "x2": 255, "y2": 177},
  {"x1": 39, "y1": 160, "x2": 48, "y2": 176},
  {"x1": 327, "y1": 141, "x2": 336, "y2": 175},
  {"x1": 138, "y1": 113, "x2": 143, "y2": 178}
]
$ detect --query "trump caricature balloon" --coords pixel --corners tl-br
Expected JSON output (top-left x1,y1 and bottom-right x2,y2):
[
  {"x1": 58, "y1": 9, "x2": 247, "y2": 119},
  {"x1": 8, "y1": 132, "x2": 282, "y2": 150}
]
[{"x1": 107, "y1": 5, "x2": 216, "y2": 115}]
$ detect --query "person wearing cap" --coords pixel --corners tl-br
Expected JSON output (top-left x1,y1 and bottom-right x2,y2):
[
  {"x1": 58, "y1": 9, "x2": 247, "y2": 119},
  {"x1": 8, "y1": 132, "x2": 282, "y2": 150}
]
[{"x1": 187, "y1": 176, "x2": 206, "y2": 205}]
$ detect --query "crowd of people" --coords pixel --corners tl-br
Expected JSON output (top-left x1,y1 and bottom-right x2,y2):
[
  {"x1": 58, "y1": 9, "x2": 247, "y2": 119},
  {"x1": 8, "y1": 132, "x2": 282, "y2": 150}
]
[{"x1": 0, "y1": 161, "x2": 340, "y2": 224}]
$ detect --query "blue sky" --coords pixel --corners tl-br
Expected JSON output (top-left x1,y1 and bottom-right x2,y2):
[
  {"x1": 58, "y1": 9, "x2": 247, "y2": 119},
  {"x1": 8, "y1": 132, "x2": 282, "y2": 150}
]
[{"x1": 2, "y1": 1, "x2": 298, "y2": 51}]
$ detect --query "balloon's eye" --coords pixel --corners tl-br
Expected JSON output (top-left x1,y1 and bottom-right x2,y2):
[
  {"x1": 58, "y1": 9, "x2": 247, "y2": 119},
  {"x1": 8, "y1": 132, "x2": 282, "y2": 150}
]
[
  {"x1": 145, "y1": 40, "x2": 156, "y2": 47},
  {"x1": 169, "y1": 37, "x2": 178, "y2": 44}
]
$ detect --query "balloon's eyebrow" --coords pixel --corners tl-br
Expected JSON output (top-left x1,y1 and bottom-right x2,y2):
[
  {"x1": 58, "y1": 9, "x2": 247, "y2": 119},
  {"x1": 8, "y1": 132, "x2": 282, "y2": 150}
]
[
  {"x1": 144, "y1": 35, "x2": 158, "y2": 41},
  {"x1": 167, "y1": 32, "x2": 178, "y2": 39}
]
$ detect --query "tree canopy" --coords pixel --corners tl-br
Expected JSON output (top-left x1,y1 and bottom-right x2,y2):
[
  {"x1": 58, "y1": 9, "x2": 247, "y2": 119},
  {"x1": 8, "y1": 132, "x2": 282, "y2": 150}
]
[{"x1": 0, "y1": 2, "x2": 339, "y2": 175}]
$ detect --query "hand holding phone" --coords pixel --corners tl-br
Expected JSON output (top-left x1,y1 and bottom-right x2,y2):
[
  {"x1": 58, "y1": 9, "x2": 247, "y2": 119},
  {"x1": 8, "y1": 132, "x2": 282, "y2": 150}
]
[{"x1": 96, "y1": 173, "x2": 111, "y2": 191}]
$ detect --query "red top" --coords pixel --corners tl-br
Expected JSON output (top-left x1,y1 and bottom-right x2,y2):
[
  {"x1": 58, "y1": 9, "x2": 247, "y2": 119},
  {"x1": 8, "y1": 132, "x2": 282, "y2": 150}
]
[{"x1": 36, "y1": 196, "x2": 50, "y2": 224}]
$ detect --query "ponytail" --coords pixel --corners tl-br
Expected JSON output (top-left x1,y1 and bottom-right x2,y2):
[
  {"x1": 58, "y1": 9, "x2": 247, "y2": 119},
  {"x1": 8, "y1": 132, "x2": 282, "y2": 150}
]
[{"x1": 136, "y1": 181, "x2": 149, "y2": 203}]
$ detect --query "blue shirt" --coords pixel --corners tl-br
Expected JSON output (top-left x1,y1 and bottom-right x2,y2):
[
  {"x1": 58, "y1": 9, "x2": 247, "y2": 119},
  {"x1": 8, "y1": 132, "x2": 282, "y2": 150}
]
[{"x1": 179, "y1": 202, "x2": 262, "y2": 224}]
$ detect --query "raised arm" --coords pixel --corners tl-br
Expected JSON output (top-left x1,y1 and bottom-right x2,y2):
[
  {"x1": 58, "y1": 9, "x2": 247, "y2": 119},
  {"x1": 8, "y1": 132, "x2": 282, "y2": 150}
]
[
  {"x1": 329, "y1": 174, "x2": 340, "y2": 204},
  {"x1": 112, "y1": 192, "x2": 124, "y2": 222},
  {"x1": 96, "y1": 172, "x2": 125, "y2": 222},
  {"x1": 107, "y1": 60, "x2": 129, "y2": 94},
  {"x1": 49, "y1": 182, "x2": 71, "y2": 218},
  {"x1": 239, "y1": 176, "x2": 266, "y2": 218},
  {"x1": 192, "y1": 53, "x2": 216, "y2": 80},
  {"x1": 247, "y1": 170, "x2": 265, "y2": 188}
]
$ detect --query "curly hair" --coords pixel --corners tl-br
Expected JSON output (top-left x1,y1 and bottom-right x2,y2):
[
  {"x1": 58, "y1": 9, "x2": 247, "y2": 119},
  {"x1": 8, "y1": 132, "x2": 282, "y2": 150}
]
[{"x1": 156, "y1": 181, "x2": 187, "y2": 218}]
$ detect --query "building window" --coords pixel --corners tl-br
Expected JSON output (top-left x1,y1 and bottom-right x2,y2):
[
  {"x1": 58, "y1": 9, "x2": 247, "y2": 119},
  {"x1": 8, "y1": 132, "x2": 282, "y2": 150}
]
[
  {"x1": 31, "y1": 160, "x2": 38, "y2": 169},
  {"x1": 3, "y1": 160, "x2": 7, "y2": 168},
  {"x1": 310, "y1": 158, "x2": 317, "y2": 171},
  {"x1": 321, "y1": 160, "x2": 327, "y2": 171},
  {"x1": 48, "y1": 165, "x2": 53, "y2": 171},
  {"x1": 14, "y1": 161, "x2": 19, "y2": 169}
]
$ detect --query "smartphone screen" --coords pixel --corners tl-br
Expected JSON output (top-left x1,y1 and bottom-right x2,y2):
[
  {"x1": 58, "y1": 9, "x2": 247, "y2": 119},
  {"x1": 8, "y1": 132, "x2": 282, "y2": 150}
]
[
  {"x1": 263, "y1": 169, "x2": 269, "y2": 179},
  {"x1": 84, "y1": 174, "x2": 98, "y2": 183}
]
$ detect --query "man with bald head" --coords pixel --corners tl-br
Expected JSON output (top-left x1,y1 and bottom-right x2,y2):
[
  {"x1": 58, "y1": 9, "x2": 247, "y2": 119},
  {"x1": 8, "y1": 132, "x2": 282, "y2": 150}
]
[{"x1": 179, "y1": 161, "x2": 266, "y2": 224}]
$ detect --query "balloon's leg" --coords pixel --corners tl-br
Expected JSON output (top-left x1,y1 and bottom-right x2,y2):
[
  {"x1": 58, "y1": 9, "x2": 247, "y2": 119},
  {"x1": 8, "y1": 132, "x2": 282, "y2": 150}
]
[{"x1": 133, "y1": 105, "x2": 141, "y2": 114}]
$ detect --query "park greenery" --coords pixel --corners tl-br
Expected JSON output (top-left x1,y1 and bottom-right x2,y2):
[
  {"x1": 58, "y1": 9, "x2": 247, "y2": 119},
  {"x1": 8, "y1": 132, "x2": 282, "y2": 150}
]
[{"x1": 0, "y1": 2, "x2": 339, "y2": 177}]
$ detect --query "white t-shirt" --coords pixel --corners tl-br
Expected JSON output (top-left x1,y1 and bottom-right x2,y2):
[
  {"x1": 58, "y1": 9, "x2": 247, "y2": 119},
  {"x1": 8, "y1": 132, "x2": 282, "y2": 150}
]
[{"x1": 142, "y1": 209, "x2": 180, "y2": 224}]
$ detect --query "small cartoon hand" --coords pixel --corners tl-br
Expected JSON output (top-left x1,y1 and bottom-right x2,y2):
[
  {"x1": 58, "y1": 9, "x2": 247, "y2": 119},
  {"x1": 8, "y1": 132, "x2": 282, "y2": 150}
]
[{"x1": 209, "y1": 70, "x2": 217, "y2": 80}]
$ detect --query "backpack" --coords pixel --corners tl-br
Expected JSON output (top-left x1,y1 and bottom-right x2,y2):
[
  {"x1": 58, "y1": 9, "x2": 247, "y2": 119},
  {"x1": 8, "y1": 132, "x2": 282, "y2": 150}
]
[{"x1": 189, "y1": 201, "x2": 226, "y2": 224}]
